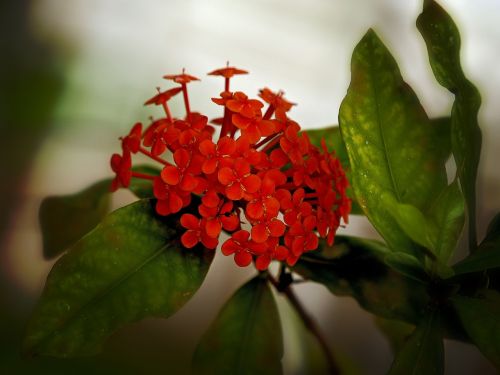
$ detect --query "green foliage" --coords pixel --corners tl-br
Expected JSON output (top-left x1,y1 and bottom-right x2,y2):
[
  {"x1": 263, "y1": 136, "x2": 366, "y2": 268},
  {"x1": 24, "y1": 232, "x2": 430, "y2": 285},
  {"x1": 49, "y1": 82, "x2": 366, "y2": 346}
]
[
  {"x1": 40, "y1": 180, "x2": 111, "y2": 260},
  {"x1": 293, "y1": 236, "x2": 428, "y2": 324},
  {"x1": 24, "y1": 199, "x2": 214, "y2": 357},
  {"x1": 387, "y1": 310, "x2": 444, "y2": 375},
  {"x1": 374, "y1": 317, "x2": 415, "y2": 354},
  {"x1": 192, "y1": 276, "x2": 283, "y2": 375},
  {"x1": 39, "y1": 165, "x2": 160, "y2": 259},
  {"x1": 417, "y1": 0, "x2": 482, "y2": 249},
  {"x1": 338, "y1": 30, "x2": 448, "y2": 257},
  {"x1": 452, "y1": 291, "x2": 500, "y2": 370}
]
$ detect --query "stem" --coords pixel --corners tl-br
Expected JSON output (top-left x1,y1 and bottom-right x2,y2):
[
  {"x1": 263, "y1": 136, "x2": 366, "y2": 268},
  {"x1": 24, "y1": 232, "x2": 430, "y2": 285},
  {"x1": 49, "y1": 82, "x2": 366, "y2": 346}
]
[
  {"x1": 181, "y1": 83, "x2": 191, "y2": 116},
  {"x1": 267, "y1": 274, "x2": 340, "y2": 375},
  {"x1": 162, "y1": 102, "x2": 173, "y2": 123},
  {"x1": 138, "y1": 147, "x2": 171, "y2": 166}
]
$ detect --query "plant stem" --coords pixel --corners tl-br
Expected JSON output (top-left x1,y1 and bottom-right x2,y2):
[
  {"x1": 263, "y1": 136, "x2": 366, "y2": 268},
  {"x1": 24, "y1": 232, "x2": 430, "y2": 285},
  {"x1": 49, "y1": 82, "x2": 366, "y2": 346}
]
[{"x1": 267, "y1": 274, "x2": 340, "y2": 375}]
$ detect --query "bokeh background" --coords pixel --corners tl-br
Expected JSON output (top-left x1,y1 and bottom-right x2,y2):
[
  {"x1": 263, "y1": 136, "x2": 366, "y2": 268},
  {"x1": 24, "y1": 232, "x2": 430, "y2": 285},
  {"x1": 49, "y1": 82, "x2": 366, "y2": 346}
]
[{"x1": 1, "y1": 0, "x2": 499, "y2": 373}]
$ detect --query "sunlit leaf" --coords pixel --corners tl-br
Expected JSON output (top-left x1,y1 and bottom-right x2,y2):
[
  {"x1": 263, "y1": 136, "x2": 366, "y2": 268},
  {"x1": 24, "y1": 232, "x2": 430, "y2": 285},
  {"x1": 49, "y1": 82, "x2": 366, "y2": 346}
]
[
  {"x1": 24, "y1": 199, "x2": 214, "y2": 357},
  {"x1": 417, "y1": 0, "x2": 482, "y2": 249},
  {"x1": 452, "y1": 291, "x2": 500, "y2": 370},
  {"x1": 338, "y1": 30, "x2": 448, "y2": 256},
  {"x1": 387, "y1": 310, "x2": 444, "y2": 375},
  {"x1": 293, "y1": 236, "x2": 428, "y2": 324},
  {"x1": 40, "y1": 180, "x2": 111, "y2": 260},
  {"x1": 192, "y1": 276, "x2": 283, "y2": 375}
]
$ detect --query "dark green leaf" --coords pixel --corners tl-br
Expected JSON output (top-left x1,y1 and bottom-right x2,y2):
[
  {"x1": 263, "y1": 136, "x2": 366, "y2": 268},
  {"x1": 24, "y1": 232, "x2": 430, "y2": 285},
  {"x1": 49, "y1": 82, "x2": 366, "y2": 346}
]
[
  {"x1": 24, "y1": 199, "x2": 214, "y2": 357},
  {"x1": 374, "y1": 317, "x2": 415, "y2": 353},
  {"x1": 383, "y1": 252, "x2": 430, "y2": 284},
  {"x1": 417, "y1": 0, "x2": 482, "y2": 249},
  {"x1": 485, "y1": 212, "x2": 500, "y2": 243},
  {"x1": 453, "y1": 214, "x2": 500, "y2": 275},
  {"x1": 387, "y1": 310, "x2": 444, "y2": 375},
  {"x1": 305, "y1": 126, "x2": 363, "y2": 215},
  {"x1": 129, "y1": 164, "x2": 161, "y2": 198},
  {"x1": 192, "y1": 276, "x2": 283, "y2": 375},
  {"x1": 280, "y1": 296, "x2": 362, "y2": 375},
  {"x1": 40, "y1": 180, "x2": 111, "y2": 260},
  {"x1": 338, "y1": 30, "x2": 448, "y2": 255},
  {"x1": 452, "y1": 291, "x2": 500, "y2": 370},
  {"x1": 293, "y1": 236, "x2": 428, "y2": 323},
  {"x1": 39, "y1": 165, "x2": 160, "y2": 260}
]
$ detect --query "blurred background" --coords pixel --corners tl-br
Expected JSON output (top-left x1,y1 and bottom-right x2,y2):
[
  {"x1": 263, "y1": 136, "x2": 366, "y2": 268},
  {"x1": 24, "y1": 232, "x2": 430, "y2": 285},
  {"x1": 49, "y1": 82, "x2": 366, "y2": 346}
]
[{"x1": 1, "y1": 0, "x2": 499, "y2": 373}]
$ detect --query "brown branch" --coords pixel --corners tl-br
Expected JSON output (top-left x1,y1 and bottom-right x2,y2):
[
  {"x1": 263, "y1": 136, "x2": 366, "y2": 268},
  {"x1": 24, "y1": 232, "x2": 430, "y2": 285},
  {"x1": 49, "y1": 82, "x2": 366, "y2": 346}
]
[{"x1": 268, "y1": 274, "x2": 340, "y2": 375}]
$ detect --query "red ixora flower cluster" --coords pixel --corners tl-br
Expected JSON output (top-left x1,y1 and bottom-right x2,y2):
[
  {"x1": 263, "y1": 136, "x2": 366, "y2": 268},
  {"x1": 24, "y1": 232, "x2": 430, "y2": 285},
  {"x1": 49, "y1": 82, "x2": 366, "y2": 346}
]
[{"x1": 110, "y1": 65, "x2": 351, "y2": 270}]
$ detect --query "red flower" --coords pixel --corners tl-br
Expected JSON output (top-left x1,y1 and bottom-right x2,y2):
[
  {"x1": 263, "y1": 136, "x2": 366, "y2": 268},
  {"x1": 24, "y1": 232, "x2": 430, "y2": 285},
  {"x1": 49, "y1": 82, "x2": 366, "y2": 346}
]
[
  {"x1": 180, "y1": 214, "x2": 218, "y2": 249},
  {"x1": 144, "y1": 87, "x2": 182, "y2": 106},
  {"x1": 221, "y1": 230, "x2": 266, "y2": 267},
  {"x1": 109, "y1": 66, "x2": 351, "y2": 271},
  {"x1": 208, "y1": 66, "x2": 248, "y2": 79},
  {"x1": 121, "y1": 122, "x2": 142, "y2": 153},
  {"x1": 110, "y1": 150, "x2": 132, "y2": 191},
  {"x1": 218, "y1": 159, "x2": 261, "y2": 200},
  {"x1": 198, "y1": 136, "x2": 236, "y2": 174},
  {"x1": 226, "y1": 92, "x2": 263, "y2": 118},
  {"x1": 161, "y1": 148, "x2": 201, "y2": 191}
]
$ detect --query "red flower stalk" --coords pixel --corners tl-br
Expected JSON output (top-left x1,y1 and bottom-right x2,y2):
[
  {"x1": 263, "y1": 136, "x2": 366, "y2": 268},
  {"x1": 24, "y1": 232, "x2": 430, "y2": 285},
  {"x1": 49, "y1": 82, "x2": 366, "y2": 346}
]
[{"x1": 110, "y1": 66, "x2": 351, "y2": 270}]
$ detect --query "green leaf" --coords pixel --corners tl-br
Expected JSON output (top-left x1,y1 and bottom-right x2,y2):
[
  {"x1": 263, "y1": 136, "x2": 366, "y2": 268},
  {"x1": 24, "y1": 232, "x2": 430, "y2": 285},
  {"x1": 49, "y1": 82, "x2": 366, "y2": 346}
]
[
  {"x1": 381, "y1": 193, "x2": 438, "y2": 253},
  {"x1": 452, "y1": 291, "x2": 500, "y2": 370},
  {"x1": 39, "y1": 165, "x2": 160, "y2": 260},
  {"x1": 485, "y1": 212, "x2": 500, "y2": 243},
  {"x1": 387, "y1": 310, "x2": 444, "y2": 375},
  {"x1": 129, "y1": 164, "x2": 161, "y2": 198},
  {"x1": 338, "y1": 30, "x2": 448, "y2": 255},
  {"x1": 427, "y1": 181, "x2": 465, "y2": 263},
  {"x1": 293, "y1": 236, "x2": 428, "y2": 324},
  {"x1": 383, "y1": 252, "x2": 430, "y2": 284},
  {"x1": 24, "y1": 198, "x2": 214, "y2": 357},
  {"x1": 374, "y1": 317, "x2": 415, "y2": 353},
  {"x1": 417, "y1": 0, "x2": 482, "y2": 249},
  {"x1": 280, "y1": 295, "x2": 363, "y2": 375},
  {"x1": 192, "y1": 276, "x2": 283, "y2": 375},
  {"x1": 40, "y1": 180, "x2": 111, "y2": 260},
  {"x1": 453, "y1": 213, "x2": 500, "y2": 275},
  {"x1": 305, "y1": 126, "x2": 363, "y2": 215}
]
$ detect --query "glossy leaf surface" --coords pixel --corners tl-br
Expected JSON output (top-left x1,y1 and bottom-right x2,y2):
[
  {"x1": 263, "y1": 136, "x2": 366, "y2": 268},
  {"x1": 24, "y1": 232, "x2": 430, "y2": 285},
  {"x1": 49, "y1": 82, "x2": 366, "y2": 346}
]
[
  {"x1": 192, "y1": 276, "x2": 283, "y2": 375},
  {"x1": 339, "y1": 30, "x2": 447, "y2": 254},
  {"x1": 417, "y1": 0, "x2": 482, "y2": 248},
  {"x1": 25, "y1": 199, "x2": 214, "y2": 357},
  {"x1": 452, "y1": 291, "x2": 500, "y2": 370},
  {"x1": 293, "y1": 236, "x2": 428, "y2": 323},
  {"x1": 387, "y1": 310, "x2": 444, "y2": 375}
]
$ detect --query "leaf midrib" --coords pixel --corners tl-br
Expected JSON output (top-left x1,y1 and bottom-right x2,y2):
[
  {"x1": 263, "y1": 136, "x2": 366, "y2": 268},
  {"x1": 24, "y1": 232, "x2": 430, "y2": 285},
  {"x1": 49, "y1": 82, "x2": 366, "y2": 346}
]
[
  {"x1": 235, "y1": 280, "x2": 266, "y2": 373},
  {"x1": 366, "y1": 38, "x2": 402, "y2": 203}
]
